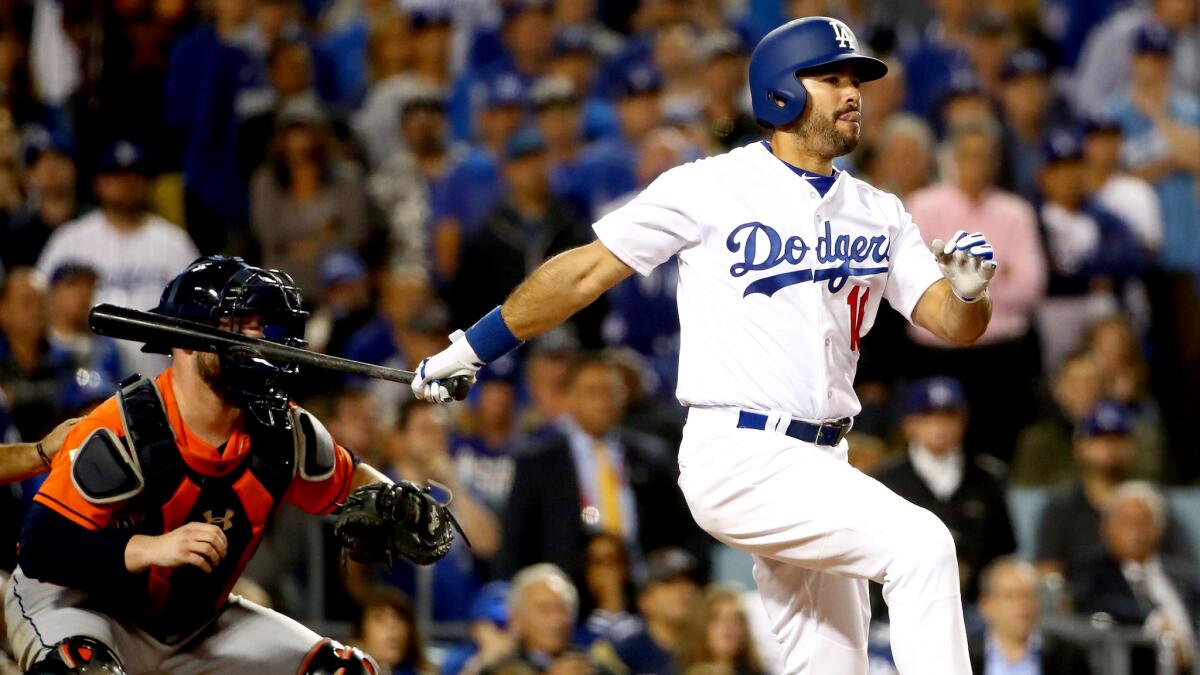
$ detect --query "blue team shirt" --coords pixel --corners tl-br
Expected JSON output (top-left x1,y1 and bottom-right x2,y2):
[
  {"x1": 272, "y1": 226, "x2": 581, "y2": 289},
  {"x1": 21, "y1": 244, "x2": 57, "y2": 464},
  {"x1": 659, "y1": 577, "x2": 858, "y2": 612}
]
[{"x1": 1106, "y1": 93, "x2": 1200, "y2": 272}]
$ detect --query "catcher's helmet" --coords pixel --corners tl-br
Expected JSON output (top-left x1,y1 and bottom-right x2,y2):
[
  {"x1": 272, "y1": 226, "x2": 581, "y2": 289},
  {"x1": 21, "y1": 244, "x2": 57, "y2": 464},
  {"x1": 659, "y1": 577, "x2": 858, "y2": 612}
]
[
  {"x1": 149, "y1": 255, "x2": 309, "y2": 427},
  {"x1": 748, "y1": 16, "x2": 888, "y2": 129}
]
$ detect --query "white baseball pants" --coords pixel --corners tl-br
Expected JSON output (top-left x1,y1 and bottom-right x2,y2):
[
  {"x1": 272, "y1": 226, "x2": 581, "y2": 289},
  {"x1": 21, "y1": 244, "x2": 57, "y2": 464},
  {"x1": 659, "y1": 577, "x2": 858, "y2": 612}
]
[{"x1": 677, "y1": 408, "x2": 971, "y2": 675}]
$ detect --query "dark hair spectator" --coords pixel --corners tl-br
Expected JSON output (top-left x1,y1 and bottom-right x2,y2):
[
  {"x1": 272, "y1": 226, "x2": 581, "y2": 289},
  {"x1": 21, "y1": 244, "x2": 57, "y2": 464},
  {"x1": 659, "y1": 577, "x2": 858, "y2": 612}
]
[
  {"x1": 675, "y1": 583, "x2": 765, "y2": 675},
  {"x1": 355, "y1": 586, "x2": 435, "y2": 675}
]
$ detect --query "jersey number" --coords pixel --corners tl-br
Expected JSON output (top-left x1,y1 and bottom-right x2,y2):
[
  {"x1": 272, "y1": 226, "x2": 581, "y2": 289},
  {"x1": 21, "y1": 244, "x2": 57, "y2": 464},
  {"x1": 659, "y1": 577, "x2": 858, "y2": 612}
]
[{"x1": 847, "y1": 286, "x2": 870, "y2": 351}]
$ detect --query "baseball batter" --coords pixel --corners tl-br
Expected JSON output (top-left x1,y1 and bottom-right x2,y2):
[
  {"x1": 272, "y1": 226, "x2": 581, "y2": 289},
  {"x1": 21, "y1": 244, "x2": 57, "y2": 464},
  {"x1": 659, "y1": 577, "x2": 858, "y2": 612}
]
[{"x1": 414, "y1": 17, "x2": 997, "y2": 675}]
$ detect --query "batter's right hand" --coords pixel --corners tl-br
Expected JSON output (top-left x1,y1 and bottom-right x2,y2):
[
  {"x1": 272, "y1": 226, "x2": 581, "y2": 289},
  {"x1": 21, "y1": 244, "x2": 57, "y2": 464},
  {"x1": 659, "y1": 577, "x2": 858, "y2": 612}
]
[
  {"x1": 411, "y1": 330, "x2": 480, "y2": 403},
  {"x1": 125, "y1": 522, "x2": 228, "y2": 573}
]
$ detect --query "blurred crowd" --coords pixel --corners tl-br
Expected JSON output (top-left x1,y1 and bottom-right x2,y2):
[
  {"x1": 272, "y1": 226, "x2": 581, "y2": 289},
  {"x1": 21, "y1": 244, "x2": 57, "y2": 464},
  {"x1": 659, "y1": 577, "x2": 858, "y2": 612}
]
[{"x1": 0, "y1": 0, "x2": 1198, "y2": 672}]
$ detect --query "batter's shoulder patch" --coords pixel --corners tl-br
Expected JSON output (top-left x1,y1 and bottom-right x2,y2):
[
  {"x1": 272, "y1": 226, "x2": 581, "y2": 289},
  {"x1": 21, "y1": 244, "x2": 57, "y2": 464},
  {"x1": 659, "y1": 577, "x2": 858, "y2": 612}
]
[
  {"x1": 291, "y1": 406, "x2": 336, "y2": 482},
  {"x1": 70, "y1": 428, "x2": 144, "y2": 504}
]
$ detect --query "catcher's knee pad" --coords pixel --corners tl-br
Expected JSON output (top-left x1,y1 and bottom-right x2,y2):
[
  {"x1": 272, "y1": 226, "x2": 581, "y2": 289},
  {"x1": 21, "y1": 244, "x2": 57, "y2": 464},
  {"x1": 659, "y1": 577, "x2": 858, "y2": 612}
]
[
  {"x1": 298, "y1": 639, "x2": 380, "y2": 675},
  {"x1": 26, "y1": 636, "x2": 126, "y2": 674}
]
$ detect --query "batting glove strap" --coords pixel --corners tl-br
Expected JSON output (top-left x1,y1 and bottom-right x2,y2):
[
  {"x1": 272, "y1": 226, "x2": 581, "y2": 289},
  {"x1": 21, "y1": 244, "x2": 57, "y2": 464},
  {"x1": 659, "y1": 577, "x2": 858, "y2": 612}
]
[{"x1": 463, "y1": 306, "x2": 524, "y2": 363}]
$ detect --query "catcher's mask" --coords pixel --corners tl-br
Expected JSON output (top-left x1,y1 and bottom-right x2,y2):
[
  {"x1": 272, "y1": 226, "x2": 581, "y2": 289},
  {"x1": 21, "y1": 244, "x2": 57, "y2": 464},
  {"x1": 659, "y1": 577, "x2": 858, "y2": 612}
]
[{"x1": 147, "y1": 255, "x2": 309, "y2": 427}]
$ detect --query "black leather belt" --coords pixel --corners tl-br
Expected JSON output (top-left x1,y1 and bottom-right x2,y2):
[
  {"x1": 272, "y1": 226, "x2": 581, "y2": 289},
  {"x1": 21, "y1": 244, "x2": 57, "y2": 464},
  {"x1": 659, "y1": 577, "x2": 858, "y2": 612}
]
[{"x1": 736, "y1": 410, "x2": 852, "y2": 447}]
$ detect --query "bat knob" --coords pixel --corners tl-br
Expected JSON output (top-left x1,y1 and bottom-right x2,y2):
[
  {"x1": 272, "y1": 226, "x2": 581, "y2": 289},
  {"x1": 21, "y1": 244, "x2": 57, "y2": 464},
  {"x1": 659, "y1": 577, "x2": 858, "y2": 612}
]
[{"x1": 446, "y1": 376, "x2": 472, "y2": 402}]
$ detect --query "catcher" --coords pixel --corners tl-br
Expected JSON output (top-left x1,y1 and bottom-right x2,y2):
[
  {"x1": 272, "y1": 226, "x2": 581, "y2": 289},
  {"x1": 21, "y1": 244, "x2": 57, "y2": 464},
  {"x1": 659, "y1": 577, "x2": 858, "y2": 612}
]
[{"x1": 3, "y1": 256, "x2": 458, "y2": 674}]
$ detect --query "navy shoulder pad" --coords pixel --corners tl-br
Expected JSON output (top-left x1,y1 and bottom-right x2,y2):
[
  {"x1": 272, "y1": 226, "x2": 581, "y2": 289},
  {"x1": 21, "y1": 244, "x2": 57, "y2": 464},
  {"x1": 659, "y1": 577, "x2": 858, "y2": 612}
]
[
  {"x1": 291, "y1": 406, "x2": 336, "y2": 482},
  {"x1": 70, "y1": 428, "x2": 144, "y2": 504}
]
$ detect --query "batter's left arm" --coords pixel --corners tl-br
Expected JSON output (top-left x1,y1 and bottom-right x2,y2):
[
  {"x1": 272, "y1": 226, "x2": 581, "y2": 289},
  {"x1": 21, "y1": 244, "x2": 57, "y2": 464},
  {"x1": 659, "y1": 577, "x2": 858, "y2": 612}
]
[{"x1": 911, "y1": 231, "x2": 996, "y2": 345}]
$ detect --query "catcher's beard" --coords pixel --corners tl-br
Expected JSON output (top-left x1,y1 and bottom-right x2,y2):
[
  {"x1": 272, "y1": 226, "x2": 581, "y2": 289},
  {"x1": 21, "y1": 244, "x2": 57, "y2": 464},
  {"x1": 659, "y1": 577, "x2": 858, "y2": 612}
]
[
  {"x1": 797, "y1": 104, "x2": 860, "y2": 158},
  {"x1": 196, "y1": 352, "x2": 230, "y2": 401}
]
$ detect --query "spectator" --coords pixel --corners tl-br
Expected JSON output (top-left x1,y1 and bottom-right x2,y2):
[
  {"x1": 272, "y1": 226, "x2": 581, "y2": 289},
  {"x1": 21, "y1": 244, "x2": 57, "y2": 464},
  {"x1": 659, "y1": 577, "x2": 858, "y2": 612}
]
[
  {"x1": 451, "y1": 356, "x2": 520, "y2": 517},
  {"x1": 36, "y1": 140, "x2": 198, "y2": 376},
  {"x1": 1105, "y1": 23, "x2": 1200, "y2": 276},
  {"x1": 1070, "y1": 482, "x2": 1199, "y2": 672},
  {"x1": 2, "y1": 133, "x2": 78, "y2": 270},
  {"x1": 872, "y1": 377, "x2": 1016, "y2": 603},
  {"x1": 1080, "y1": 115, "x2": 1163, "y2": 256},
  {"x1": 43, "y1": 263, "x2": 123, "y2": 387},
  {"x1": 675, "y1": 583, "x2": 766, "y2": 675},
  {"x1": 368, "y1": 85, "x2": 450, "y2": 272},
  {"x1": 1010, "y1": 351, "x2": 1105, "y2": 486},
  {"x1": 440, "y1": 582, "x2": 514, "y2": 675},
  {"x1": 0, "y1": 268, "x2": 66, "y2": 441},
  {"x1": 1034, "y1": 402, "x2": 1193, "y2": 579},
  {"x1": 237, "y1": 39, "x2": 322, "y2": 182},
  {"x1": 481, "y1": 563, "x2": 622, "y2": 675},
  {"x1": 319, "y1": 0, "x2": 402, "y2": 111},
  {"x1": 964, "y1": 12, "x2": 1017, "y2": 99},
  {"x1": 905, "y1": 118, "x2": 1046, "y2": 459},
  {"x1": 653, "y1": 22, "x2": 702, "y2": 119},
  {"x1": 164, "y1": 0, "x2": 257, "y2": 255},
  {"x1": 354, "y1": 586, "x2": 435, "y2": 675},
  {"x1": 968, "y1": 557, "x2": 1092, "y2": 674},
  {"x1": 1106, "y1": 21, "x2": 1200, "y2": 483},
  {"x1": 581, "y1": 531, "x2": 640, "y2": 644},
  {"x1": 374, "y1": 398, "x2": 502, "y2": 621},
  {"x1": 520, "y1": 329, "x2": 581, "y2": 433},
  {"x1": 449, "y1": 127, "x2": 600, "y2": 344},
  {"x1": 1082, "y1": 314, "x2": 1154, "y2": 412},
  {"x1": 1033, "y1": 129, "x2": 1144, "y2": 375},
  {"x1": 695, "y1": 31, "x2": 759, "y2": 153},
  {"x1": 499, "y1": 355, "x2": 705, "y2": 580},
  {"x1": 900, "y1": 0, "x2": 977, "y2": 119},
  {"x1": 553, "y1": 0, "x2": 623, "y2": 58},
  {"x1": 613, "y1": 548, "x2": 700, "y2": 675},
  {"x1": 431, "y1": 73, "x2": 527, "y2": 282},
  {"x1": 1074, "y1": 0, "x2": 1199, "y2": 115},
  {"x1": 250, "y1": 100, "x2": 369, "y2": 294},
  {"x1": 574, "y1": 64, "x2": 663, "y2": 217},
  {"x1": 932, "y1": 72, "x2": 997, "y2": 139},
  {"x1": 303, "y1": 249, "x2": 374, "y2": 358},
  {"x1": 996, "y1": 50, "x2": 1056, "y2": 200},
  {"x1": 863, "y1": 113, "x2": 935, "y2": 200},
  {"x1": 548, "y1": 29, "x2": 620, "y2": 143},
  {"x1": 353, "y1": 9, "x2": 452, "y2": 168},
  {"x1": 854, "y1": 55, "x2": 907, "y2": 156}
]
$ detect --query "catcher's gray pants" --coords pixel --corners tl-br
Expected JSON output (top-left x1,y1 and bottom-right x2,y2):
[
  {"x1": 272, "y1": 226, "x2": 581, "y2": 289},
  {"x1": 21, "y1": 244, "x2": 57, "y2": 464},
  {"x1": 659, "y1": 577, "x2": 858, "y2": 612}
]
[{"x1": 4, "y1": 567, "x2": 323, "y2": 674}]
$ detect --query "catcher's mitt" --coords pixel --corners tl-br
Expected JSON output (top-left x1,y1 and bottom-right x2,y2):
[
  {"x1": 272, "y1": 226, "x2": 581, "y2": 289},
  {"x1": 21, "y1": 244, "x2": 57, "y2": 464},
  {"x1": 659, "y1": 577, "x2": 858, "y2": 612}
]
[{"x1": 333, "y1": 481, "x2": 466, "y2": 566}]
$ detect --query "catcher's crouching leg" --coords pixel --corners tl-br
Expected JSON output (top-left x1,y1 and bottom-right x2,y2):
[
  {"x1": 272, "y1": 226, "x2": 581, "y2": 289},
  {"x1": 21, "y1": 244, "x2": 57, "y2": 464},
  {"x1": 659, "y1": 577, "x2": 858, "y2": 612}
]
[
  {"x1": 297, "y1": 639, "x2": 379, "y2": 675},
  {"x1": 26, "y1": 637, "x2": 126, "y2": 674}
]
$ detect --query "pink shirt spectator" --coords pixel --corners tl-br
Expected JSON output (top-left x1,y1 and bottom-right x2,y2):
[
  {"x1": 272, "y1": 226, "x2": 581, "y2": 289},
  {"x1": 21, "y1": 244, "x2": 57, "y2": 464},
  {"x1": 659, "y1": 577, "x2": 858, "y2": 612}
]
[{"x1": 905, "y1": 184, "x2": 1048, "y2": 346}]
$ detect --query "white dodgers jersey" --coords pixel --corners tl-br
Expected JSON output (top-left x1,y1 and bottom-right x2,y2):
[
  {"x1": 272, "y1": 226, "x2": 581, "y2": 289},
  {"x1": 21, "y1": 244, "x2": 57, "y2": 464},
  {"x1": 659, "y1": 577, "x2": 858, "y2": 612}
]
[{"x1": 592, "y1": 141, "x2": 943, "y2": 420}]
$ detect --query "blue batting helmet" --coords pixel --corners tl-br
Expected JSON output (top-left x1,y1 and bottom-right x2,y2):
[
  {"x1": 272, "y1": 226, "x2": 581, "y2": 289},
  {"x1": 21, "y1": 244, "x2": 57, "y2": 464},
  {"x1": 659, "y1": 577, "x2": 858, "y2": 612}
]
[{"x1": 748, "y1": 17, "x2": 888, "y2": 129}]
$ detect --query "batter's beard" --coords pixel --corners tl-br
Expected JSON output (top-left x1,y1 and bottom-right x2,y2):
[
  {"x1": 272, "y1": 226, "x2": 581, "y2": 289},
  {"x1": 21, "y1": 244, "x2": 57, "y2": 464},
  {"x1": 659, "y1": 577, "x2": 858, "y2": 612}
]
[
  {"x1": 797, "y1": 106, "x2": 860, "y2": 158},
  {"x1": 196, "y1": 353, "x2": 229, "y2": 400}
]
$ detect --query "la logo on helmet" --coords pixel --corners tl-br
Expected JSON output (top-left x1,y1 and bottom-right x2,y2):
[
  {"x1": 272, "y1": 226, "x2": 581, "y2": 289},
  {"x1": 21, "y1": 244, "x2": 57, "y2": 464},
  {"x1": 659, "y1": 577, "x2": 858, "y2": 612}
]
[{"x1": 829, "y1": 20, "x2": 856, "y2": 49}]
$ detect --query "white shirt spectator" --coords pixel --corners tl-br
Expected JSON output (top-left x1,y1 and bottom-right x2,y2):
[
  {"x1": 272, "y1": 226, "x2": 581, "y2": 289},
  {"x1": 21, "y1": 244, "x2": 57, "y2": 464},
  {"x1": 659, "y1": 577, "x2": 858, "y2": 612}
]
[
  {"x1": 1092, "y1": 174, "x2": 1164, "y2": 253},
  {"x1": 37, "y1": 210, "x2": 199, "y2": 375}
]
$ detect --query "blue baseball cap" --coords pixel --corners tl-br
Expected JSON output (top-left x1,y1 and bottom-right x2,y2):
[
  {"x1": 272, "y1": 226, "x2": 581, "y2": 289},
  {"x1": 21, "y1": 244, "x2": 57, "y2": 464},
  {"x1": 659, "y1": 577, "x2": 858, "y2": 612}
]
[
  {"x1": 502, "y1": 0, "x2": 551, "y2": 21},
  {"x1": 58, "y1": 368, "x2": 116, "y2": 414},
  {"x1": 553, "y1": 26, "x2": 596, "y2": 57},
  {"x1": 1133, "y1": 23, "x2": 1174, "y2": 55},
  {"x1": 317, "y1": 249, "x2": 367, "y2": 287},
  {"x1": 97, "y1": 140, "x2": 150, "y2": 175},
  {"x1": 482, "y1": 73, "x2": 527, "y2": 108},
  {"x1": 613, "y1": 63, "x2": 662, "y2": 98},
  {"x1": 22, "y1": 128, "x2": 72, "y2": 167},
  {"x1": 504, "y1": 125, "x2": 546, "y2": 159},
  {"x1": 1000, "y1": 49, "x2": 1050, "y2": 81},
  {"x1": 48, "y1": 261, "x2": 99, "y2": 285},
  {"x1": 531, "y1": 76, "x2": 581, "y2": 110},
  {"x1": 469, "y1": 582, "x2": 510, "y2": 627},
  {"x1": 407, "y1": 4, "x2": 453, "y2": 29},
  {"x1": 1081, "y1": 113, "x2": 1122, "y2": 136},
  {"x1": 1076, "y1": 401, "x2": 1132, "y2": 438},
  {"x1": 1041, "y1": 129, "x2": 1084, "y2": 164},
  {"x1": 903, "y1": 377, "x2": 968, "y2": 416}
]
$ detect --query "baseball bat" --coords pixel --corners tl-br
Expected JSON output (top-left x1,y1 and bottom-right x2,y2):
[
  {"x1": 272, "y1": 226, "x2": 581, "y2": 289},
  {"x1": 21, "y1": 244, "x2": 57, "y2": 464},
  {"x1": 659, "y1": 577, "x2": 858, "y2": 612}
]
[{"x1": 87, "y1": 304, "x2": 471, "y2": 401}]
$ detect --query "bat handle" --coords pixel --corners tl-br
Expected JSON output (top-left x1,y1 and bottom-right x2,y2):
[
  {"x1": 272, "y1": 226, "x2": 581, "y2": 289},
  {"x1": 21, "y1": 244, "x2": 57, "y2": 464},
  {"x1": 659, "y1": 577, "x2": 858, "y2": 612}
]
[{"x1": 445, "y1": 376, "x2": 472, "y2": 402}]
